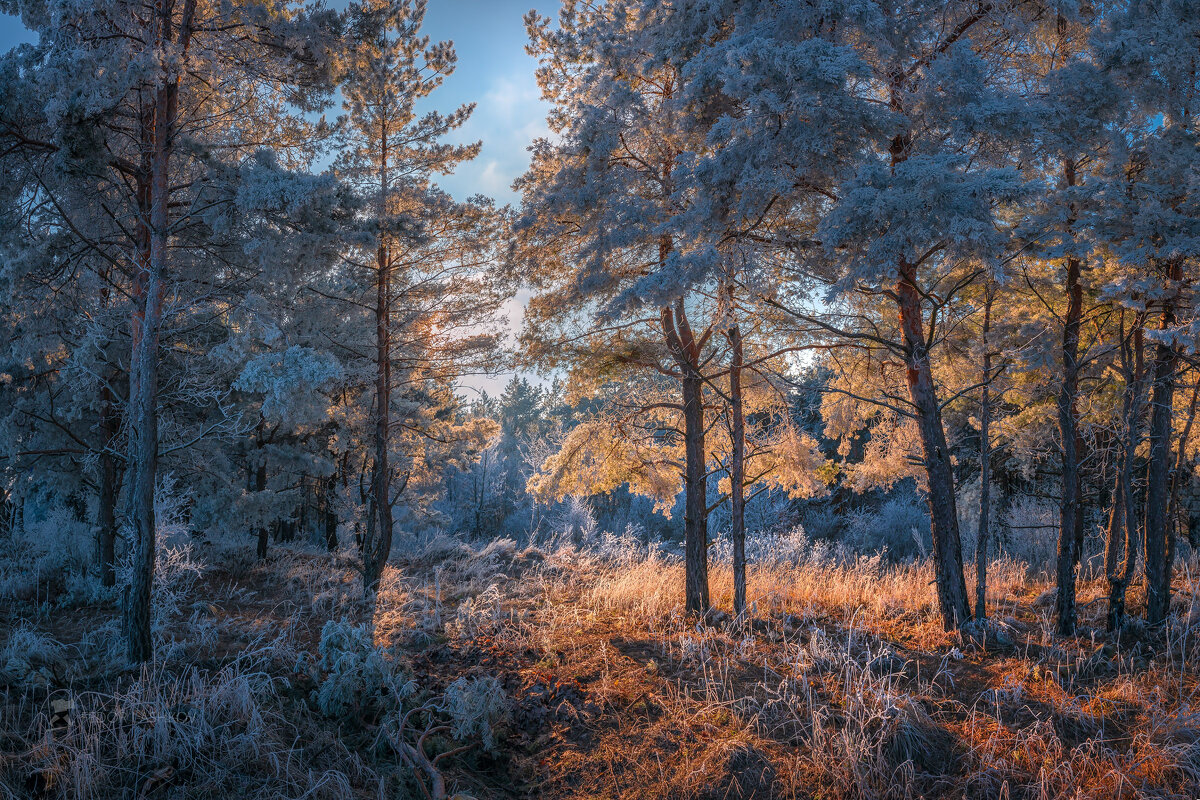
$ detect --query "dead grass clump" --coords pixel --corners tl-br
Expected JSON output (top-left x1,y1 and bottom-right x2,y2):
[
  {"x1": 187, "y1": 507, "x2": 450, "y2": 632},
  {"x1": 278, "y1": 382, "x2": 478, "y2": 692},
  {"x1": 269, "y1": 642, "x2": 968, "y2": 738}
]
[{"x1": 696, "y1": 740, "x2": 776, "y2": 800}]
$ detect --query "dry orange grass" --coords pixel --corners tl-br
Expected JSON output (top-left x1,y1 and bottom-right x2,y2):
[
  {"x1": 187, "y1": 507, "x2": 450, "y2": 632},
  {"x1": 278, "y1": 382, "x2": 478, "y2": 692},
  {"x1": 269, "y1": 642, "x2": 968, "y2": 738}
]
[
  {"x1": 497, "y1": 544, "x2": 1200, "y2": 799},
  {"x1": 5, "y1": 537, "x2": 1200, "y2": 799}
]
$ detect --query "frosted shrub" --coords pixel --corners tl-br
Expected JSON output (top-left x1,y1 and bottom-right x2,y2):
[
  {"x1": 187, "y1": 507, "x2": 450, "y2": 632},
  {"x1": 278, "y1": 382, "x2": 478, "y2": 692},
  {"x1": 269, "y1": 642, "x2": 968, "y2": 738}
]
[
  {"x1": 542, "y1": 495, "x2": 598, "y2": 549},
  {"x1": 0, "y1": 622, "x2": 66, "y2": 685},
  {"x1": 711, "y1": 525, "x2": 811, "y2": 567},
  {"x1": 61, "y1": 569, "x2": 119, "y2": 606},
  {"x1": 798, "y1": 506, "x2": 842, "y2": 541},
  {"x1": 117, "y1": 542, "x2": 204, "y2": 634},
  {"x1": 305, "y1": 619, "x2": 412, "y2": 719},
  {"x1": 12, "y1": 649, "x2": 365, "y2": 800},
  {"x1": 0, "y1": 501, "x2": 93, "y2": 601},
  {"x1": 591, "y1": 524, "x2": 648, "y2": 567},
  {"x1": 1002, "y1": 496, "x2": 1058, "y2": 574},
  {"x1": 843, "y1": 497, "x2": 931, "y2": 560},
  {"x1": 454, "y1": 583, "x2": 503, "y2": 637},
  {"x1": 442, "y1": 675, "x2": 508, "y2": 751},
  {"x1": 102, "y1": 479, "x2": 208, "y2": 661}
]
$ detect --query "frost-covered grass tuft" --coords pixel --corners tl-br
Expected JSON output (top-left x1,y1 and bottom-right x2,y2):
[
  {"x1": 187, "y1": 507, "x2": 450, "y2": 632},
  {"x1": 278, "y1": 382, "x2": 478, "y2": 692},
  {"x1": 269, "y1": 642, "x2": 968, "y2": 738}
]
[
  {"x1": 303, "y1": 619, "x2": 412, "y2": 720},
  {"x1": 443, "y1": 675, "x2": 509, "y2": 752}
]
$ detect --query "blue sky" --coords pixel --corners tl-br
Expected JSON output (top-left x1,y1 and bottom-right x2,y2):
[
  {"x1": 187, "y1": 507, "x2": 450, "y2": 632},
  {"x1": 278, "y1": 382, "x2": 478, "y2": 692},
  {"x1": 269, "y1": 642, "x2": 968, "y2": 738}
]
[{"x1": 0, "y1": 1, "x2": 557, "y2": 396}]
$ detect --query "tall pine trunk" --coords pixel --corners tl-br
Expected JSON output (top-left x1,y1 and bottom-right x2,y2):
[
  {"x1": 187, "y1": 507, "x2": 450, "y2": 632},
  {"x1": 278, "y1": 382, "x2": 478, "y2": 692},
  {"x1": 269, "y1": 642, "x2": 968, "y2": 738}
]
[
  {"x1": 887, "y1": 92, "x2": 969, "y2": 629},
  {"x1": 1106, "y1": 323, "x2": 1143, "y2": 631},
  {"x1": 897, "y1": 261, "x2": 971, "y2": 629},
  {"x1": 1055, "y1": 158, "x2": 1086, "y2": 636},
  {"x1": 1146, "y1": 260, "x2": 1182, "y2": 625},
  {"x1": 126, "y1": 0, "x2": 192, "y2": 663},
  {"x1": 1169, "y1": 381, "x2": 1200, "y2": 547},
  {"x1": 125, "y1": 147, "x2": 167, "y2": 665},
  {"x1": 323, "y1": 474, "x2": 339, "y2": 552},
  {"x1": 365, "y1": 123, "x2": 393, "y2": 598},
  {"x1": 662, "y1": 295, "x2": 710, "y2": 615},
  {"x1": 254, "y1": 439, "x2": 269, "y2": 560},
  {"x1": 728, "y1": 323, "x2": 746, "y2": 618},
  {"x1": 975, "y1": 290, "x2": 993, "y2": 621},
  {"x1": 98, "y1": 383, "x2": 119, "y2": 587},
  {"x1": 365, "y1": 241, "x2": 393, "y2": 595}
]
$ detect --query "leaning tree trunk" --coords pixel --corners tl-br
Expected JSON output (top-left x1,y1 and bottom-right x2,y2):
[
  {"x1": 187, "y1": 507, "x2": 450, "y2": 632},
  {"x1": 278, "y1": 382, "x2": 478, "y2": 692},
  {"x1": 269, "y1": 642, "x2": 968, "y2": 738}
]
[
  {"x1": 897, "y1": 261, "x2": 971, "y2": 629},
  {"x1": 728, "y1": 322, "x2": 747, "y2": 618},
  {"x1": 1145, "y1": 260, "x2": 1182, "y2": 626},
  {"x1": 975, "y1": 291, "x2": 993, "y2": 621}
]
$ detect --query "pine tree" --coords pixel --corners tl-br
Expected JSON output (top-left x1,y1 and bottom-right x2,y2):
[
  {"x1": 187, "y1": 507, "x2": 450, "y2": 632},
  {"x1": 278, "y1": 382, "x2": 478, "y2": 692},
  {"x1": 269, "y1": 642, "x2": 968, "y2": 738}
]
[
  {"x1": 0, "y1": 0, "x2": 341, "y2": 661},
  {"x1": 331, "y1": 0, "x2": 505, "y2": 597},
  {"x1": 1098, "y1": 0, "x2": 1200, "y2": 626}
]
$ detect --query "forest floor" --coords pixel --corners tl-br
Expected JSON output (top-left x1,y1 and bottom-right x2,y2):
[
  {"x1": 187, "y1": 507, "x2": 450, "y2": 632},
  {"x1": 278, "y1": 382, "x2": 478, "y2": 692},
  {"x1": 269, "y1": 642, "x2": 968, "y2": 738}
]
[{"x1": 3, "y1": 532, "x2": 1200, "y2": 799}]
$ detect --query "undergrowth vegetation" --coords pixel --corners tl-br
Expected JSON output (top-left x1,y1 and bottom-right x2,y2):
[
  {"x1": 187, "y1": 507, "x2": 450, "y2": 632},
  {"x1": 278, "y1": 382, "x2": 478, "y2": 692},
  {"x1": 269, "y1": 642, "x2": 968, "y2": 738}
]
[{"x1": 1, "y1": 518, "x2": 1199, "y2": 799}]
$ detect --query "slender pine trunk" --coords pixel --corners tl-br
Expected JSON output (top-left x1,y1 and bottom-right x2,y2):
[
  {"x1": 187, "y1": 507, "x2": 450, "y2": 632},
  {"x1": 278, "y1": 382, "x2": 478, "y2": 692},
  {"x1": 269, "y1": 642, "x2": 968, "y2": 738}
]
[
  {"x1": 975, "y1": 290, "x2": 993, "y2": 621},
  {"x1": 98, "y1": 383, "x2": 119, "y2": 587},
  {"x1": 1145, "y1": 260, "x2": 1182, "y2": 626},
  {"x1": 663, "y1": 295, "x2": 709, "y2": 616},
  {"x1": 323, "y1": 474, "x2": 339, "y2": 552},
  {"x1": 659, "y1": 244, "x2": 709, "y2": 615},
  {"x1": 126, "y1": 154, "x2": 167, "y2": 665},
  {"x1": 365, "y1": 121, "x2": 393, "y2": 598},
  {"x1": 728, "y1": 323, "x2": 746, "y2": 618},
  {"x1": 887, "y1": 91, "x2": 969, "y2": 628},
  {"x1": 126, "y1": 0, "x2": 195, "y2": 663},
  {"x1": 1168, "y1": 380, "x2": 1199, "y2": 548},
  {"x1": 254, "y1": 439, "x2": 269, "y2": 560},
  {"x1": 1055, "y1": 156, "x2": 1085, "y2": 636},
  {"x1": 682, "y1": 366, "x2": 709, "y2": 615},
  {"x1": 1107, "y1": 323, "x2": 1144, "y2": 631}
]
